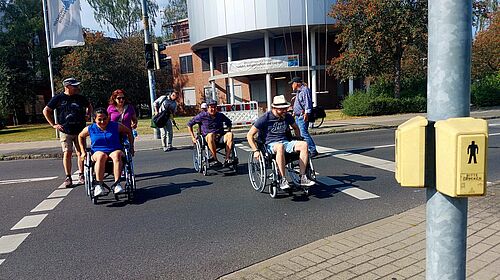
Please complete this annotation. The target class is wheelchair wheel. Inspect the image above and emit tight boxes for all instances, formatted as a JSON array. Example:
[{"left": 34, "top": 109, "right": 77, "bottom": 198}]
[
  {"left": 202, "top": 145, "right": 210, "bottom": 176},
  {"left": 124, "top": 153, "right": 136, "bottom": 202},
  {"left": 248, "top": 151, "right": 266, "bottom": 192},
  {"left": 269, "top": 159, "right": 280, "bottom": 198},
  {"left": 230, "top": 146, "right": 238, "bottom": 172},
  {"left": 193, "top": 141, "right": 202, "bottom": 172},
  {"left": 307, "top": 158, "right": 316, "bottom": 181}
]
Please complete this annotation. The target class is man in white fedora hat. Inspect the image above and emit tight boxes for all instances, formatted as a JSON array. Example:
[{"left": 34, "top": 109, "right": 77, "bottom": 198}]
[{"left": 247, "top": 95, "right": 314, "bottom": 190}]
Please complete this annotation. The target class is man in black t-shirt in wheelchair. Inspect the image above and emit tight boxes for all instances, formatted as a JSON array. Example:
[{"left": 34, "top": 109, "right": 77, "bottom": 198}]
[{"left": 247, "top": 95, "right": 315, "bottom": 190}]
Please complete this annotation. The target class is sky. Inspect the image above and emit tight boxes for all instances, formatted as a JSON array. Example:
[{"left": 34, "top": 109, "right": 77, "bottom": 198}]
[{"left": 80, "top": 0, "right": 167, "bottom": 38}]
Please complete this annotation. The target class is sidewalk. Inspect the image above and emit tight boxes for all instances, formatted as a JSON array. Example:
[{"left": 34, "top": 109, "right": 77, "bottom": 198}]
[
  {"left": 219, "top": 183, "right": 500, "bottom": 280},
  {"left": 1, "top": 108, "right": 500, "bottom": 160}
]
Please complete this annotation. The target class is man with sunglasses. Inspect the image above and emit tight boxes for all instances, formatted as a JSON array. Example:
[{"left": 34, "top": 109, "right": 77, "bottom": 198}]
[
  {"left": 43, "top": 77, "right": 92, "bottom": 187},
  {"left": 247, "top": 95, "right": 315, "bottom": 190}
]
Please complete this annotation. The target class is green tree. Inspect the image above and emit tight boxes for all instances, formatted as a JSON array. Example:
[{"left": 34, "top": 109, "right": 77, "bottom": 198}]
[
  {"left": 329, "top": 0, "right": 427, "bottom": 98},
  {"left": 472, "top": 10, "right": 500, "bottom": 80},
  {"left": 86, "top": 0, "right": 158, "bottom": 38},
  {"left": 0, "top": 0, "right": 46, "bottom": 123},
  {"left": 161, "top": 0, "right": 187, "bottom": 39}
]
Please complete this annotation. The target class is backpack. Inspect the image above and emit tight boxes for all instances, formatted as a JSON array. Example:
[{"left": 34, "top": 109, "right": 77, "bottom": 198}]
[{"left": 152, "top": 109, "right": 170, "bottom": 128}]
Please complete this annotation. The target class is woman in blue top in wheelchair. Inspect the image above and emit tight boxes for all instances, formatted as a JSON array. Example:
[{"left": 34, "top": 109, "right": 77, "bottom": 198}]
[
  {"left": 247, "top": 95, "right": 315, "bottom": 190},
  {"left": 187, "top": 100, "right": 234, "bottom": 167},
  {"left": 78, "top": 108, "right": 134, "bottom": 197}
]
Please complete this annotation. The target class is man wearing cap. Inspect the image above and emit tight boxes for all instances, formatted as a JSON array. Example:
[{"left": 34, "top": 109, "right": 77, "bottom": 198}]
[
  {"left": 43, "top": 77, "right": 92, "bottom": 187},
  {"left": 187, "top": 100, "right": 234, "bottom": 167},
  {"left": 247, "top": 95, "right": 315, "bottom": 190},
  {"left": 153, "top": 91, "right": 178, "bottom": 152},
  {"left": 290, "top": 76, "right": 318, "bottom": 157},
  {"left": 200, "top": 102, "right": 208, "bottom": 112}
]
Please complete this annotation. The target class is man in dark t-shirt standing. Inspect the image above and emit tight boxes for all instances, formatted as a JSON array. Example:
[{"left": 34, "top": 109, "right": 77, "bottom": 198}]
[
  {"left": 43, "top": 77, "right": 92, "bottom": 187},
  {"left": 247, "top": 95, "right": 314, "bottom": 190}
]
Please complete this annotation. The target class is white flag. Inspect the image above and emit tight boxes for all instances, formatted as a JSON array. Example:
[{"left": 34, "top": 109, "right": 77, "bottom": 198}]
[{"left": 47, "top": 0, "right": 85, "bottom": 48}]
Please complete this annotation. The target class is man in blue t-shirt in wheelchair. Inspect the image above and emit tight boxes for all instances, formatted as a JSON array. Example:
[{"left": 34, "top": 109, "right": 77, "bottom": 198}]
[{"left": 247, "top": 95, "right": 315, "bottom": 190}]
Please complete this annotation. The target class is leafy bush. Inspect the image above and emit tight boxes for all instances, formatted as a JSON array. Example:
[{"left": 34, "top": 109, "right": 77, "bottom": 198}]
[
  {"left": 471, "top": 74, "right": 500, "bottom": 107},
  {"left": 342, "top": 91, "right": 426, "bottom": 116}
]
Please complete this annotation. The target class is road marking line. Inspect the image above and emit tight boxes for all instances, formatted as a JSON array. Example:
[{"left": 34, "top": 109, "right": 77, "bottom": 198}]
[
  {"left": 490, "top": 132, "right": 500, "bottom": 136},
  {"left": 48, "top": 189, "right": 72, "bottom": 198},
  {"left": 489, "top": 123, "right": 500, "bottom": 126},
  {"left": 30, "top": 198, "right": 64, "bottom": 213},
  {"left": 235, "top": 143, "right": 253, "bottom": 152},
  {"left": 336, "top": 186, "right": 380, "bottom": 200},
  {"left": 317, "top": 145, "right": 396, "bottom": 172},
  {"left": 0, "top": 233, "right": 30, "bottom": 254},
  {"left": 0, "top": 176, "right": 58, "bottom": 185},
  {"left": 0, "top": 259, "right": 4, "bottom": 265},
  {"left": 10, "top": 214, "right": 48, "bottom": 230},
  {"left": 315, "top": 176, "right": 380, "bottom": 200}
]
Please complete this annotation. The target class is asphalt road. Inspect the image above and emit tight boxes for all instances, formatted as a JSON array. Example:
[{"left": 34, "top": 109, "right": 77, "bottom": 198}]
[{"left": 0, "top": 120, "right": 498, "bottom": 279}]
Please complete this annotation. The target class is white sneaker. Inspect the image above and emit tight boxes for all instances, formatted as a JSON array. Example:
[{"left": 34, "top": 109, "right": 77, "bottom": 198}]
[
  {"left": 114, "top": 183, "right": 125, "bottom": 194},
  {"left": 300, "top": 175, "right": 315, "bottom": 187},
  {"left": 94, "top": 184, "right": 105, "bottom": 197},
  {"left": 279, "top": 178, "right": 291, "bottom": 190}
]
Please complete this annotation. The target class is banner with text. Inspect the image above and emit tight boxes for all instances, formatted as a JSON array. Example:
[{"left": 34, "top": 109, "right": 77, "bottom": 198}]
[
  {"left": 48, "top": 0, "right": 85, "bottom": 48},
  {"left": 228, "top": 55, "right": 299, "bottom": 74}
]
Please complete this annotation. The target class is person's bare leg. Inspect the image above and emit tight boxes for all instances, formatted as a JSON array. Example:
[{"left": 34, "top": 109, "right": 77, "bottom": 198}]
[
  {"left": 224, "top": 132, "right": 234, "bottom": 160},
  {"left": 63, "top": 151, "right": 72, "bottom": 175},
  {"left": 294, "top": 141, "right": 309, "bottom": 175},
  {"left": 92, "top": 152, "right": 108, "bottom": 182},
  {"left": 274, "top": 143, "right": 286, "bottom": 177},
  {"left": 109, "top": 150, "right": 124, "bottom": 182},
  {"left": 206, "top": 133, "right": 217, "bottom": 160}
]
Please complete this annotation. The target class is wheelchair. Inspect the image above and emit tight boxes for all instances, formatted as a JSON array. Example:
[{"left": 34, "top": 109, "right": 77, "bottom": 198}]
[
  {"left": 192, "top": 132, "right": 238, "bottom": 175},
  {"left": 83, "top": 141, "right": 136, "bottom": 204},
  {"left": 247, "top": 139, "right": 316, "bottom": 198}
]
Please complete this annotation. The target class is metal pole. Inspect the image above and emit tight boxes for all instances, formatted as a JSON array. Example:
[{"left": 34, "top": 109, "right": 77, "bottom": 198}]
[
  {"left": 209, "top": 46, "right": 216, "bottom": 101},
  {"left": 227, "top": 39, "right": 234, "bottom": 104},
  {"left": 304, "top": 0, "right": 311, "bottom": 87},
  {"left": 41, "top": 0, "right": 59, "bottom": 138},
  {"left": 264, "top": 31, "right": 272, "bottom": 111},
  {"left": 140, "top": 0, "right": 159, "bottom": 139},
  {"left": 310, "top": 30, "right": 317, "bottom": 106},
  {"left": 426, "top": 1, "right": 471, "bottom": 279}
]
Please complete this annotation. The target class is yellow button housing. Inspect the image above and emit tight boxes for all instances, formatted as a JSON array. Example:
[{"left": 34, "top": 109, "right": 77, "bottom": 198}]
[
  {"left": 395, "top": 116, "right": 428, "bottom": 187},
  {"left": 435, "top": 118, "right": 488, "bottom": 197}
]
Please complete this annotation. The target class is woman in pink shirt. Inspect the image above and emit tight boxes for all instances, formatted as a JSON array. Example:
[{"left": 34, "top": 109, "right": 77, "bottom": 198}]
[{"left": 107, "top": 89, "right": 138, "bottom": 130}]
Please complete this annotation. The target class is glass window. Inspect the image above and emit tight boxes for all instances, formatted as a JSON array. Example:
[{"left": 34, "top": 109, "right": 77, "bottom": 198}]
[
  {"left": 182, "top": 88, "right": 196, "bottom": 106},
  {"left": 199, "top": 50, "right": 210, "bottom": 72},
  {"left": 180, "top": 55, "right": 193, "bottom": 74}
]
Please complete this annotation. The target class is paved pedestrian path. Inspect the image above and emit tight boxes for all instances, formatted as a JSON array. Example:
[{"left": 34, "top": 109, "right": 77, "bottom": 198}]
[
  {"left": 1, "top": 108, "right": 499, "bottom": 160},
  {"left": 220, "top": 184, "right": 500, "bottom": 280}
]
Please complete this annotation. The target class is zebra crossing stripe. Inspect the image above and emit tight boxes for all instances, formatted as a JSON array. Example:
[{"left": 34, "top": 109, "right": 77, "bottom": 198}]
[
  {"left": 0, "top": 233, "right": 30, "bottom": 254},
  {"left": 11, "top": 214, "right": 48, "bottom": 231}
]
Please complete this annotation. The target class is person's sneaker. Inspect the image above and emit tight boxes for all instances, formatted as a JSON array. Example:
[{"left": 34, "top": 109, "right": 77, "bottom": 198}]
[
  {"left": 223, "top": 159, "right": 233, "bottom": 168},
  {"left": 166, "top": 146, "right": 173, "bottom": 151},
  {"left": 300, "top": 175, "right": 315, "bottom": 187},
  {"left": 94, "top": 184, "right": 105, "bottom": 197},
  {"left": 78, "top": 173, "right": 85, "bottom": 184},
  {"left": 64, "top": 176, "right": 73, "bottom": 188},
  {"left": 309, "top": 150, "right": 319, "bottom": 158},
  {"left": 163, "top": 147, "right": 168, "bottom": 152},
  {"left": 113, "top": 183, "right": 125, "bottom": 194},
  {"left": 279, "top": 177, "right": 291, "bottom": 190}
]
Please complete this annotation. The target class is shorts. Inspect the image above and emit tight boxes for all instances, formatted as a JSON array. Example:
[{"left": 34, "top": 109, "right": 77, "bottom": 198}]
[
  {"left": 266, "top": 140, "right": 299, "bottom": 154},
  {"left": 60, "top": 133, "right": 80, "bottom": 153},
  {"left": 205, "top": 132, "right": 228, "bottom": 144}
]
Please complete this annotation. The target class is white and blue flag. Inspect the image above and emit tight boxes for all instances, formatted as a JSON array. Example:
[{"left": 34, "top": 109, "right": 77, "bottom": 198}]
[{"left": 48, "top": 0, "right": 85, "bottom": 48}]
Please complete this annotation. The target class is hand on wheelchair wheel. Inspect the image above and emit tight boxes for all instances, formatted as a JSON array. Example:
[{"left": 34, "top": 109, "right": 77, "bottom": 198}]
[
  {"left": 191, "top": 136, "right": 197, "bottom": 144},
  {"left": 253, "top": 150, "right": 261, "bottom": 160},
  {"left": 80, "top": 153, "right": 86, "bottom": 161}
]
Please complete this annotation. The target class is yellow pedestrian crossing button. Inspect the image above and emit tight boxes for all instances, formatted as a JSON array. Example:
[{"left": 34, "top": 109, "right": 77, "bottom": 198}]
[{"left": 435, "top": 118, "right": 488, "bottom": 197}]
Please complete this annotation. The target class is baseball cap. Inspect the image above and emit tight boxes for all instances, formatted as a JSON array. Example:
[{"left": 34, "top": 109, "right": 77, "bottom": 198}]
[
  {"left": 207, "top": 100, "right": 217, "bottom": 106},
  {"left": 62, "top": 77, "right": 81, "bottom": 87},
  {"left": 200, "top": 102, "right": 207, "bottom": 109},
  {"left": 288, "top": 76, "right": 302, "bottom": 84}
]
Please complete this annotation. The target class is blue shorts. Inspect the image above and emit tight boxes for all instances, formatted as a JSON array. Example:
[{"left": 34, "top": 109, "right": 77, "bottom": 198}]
[{"left": 266, "top": 140, "right": 299, "bottom": 154}]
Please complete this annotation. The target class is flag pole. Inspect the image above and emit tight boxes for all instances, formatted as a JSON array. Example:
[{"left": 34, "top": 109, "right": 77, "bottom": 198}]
[{"left": 41, "top": 0, "right": 59, "bottom": 138}]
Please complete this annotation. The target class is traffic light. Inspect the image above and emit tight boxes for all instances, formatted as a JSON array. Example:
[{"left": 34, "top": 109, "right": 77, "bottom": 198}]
[
  {"left": 144, "top": 43, "right": 154, "bottom": 70},
  {"left": 153, "top": 42, "right": 169, "bottom": 70}
]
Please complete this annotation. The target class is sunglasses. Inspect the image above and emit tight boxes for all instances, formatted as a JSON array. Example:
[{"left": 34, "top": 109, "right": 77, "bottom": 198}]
[{"left": 116, "top": 97, "right": 125, "bottom": 100}]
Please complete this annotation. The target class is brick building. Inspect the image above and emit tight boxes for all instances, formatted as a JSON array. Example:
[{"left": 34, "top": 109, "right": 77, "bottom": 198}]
[{"left": 162, "top": 0, "right": 354, "bottom": 113}]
